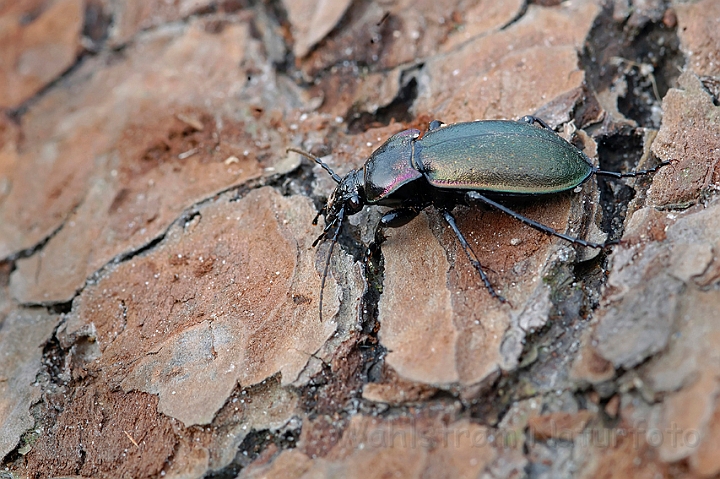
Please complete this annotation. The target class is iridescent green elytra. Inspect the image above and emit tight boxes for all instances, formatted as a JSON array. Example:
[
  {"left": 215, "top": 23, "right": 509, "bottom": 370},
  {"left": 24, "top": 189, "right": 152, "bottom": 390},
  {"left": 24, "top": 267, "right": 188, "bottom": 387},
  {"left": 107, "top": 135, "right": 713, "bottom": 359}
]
[{"left": 416, "top": 120, "right": 594, "bottom": 194}]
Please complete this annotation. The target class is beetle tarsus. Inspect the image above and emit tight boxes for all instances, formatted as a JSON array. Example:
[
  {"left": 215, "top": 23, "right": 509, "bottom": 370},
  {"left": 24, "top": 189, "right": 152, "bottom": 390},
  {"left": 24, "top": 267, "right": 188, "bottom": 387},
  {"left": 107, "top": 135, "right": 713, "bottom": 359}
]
[
  {"left": 465, "top": 191, "right": 604, "bottom": 249},
  {"left": 519, "top": 115, "right": 552, "bottom": 130},
  {"left": 595, "top": 160, "right": 670, "bottom": 178},
  {"left": 312, "top": 232, "right": 324, "bottom": 248},
  {"left": 318, "top": 207, "right": 345, "bottom": 322},
  {"left": 312, "top": 207, "right": 325, "bottom": 226},
  {"left": 313, "top": 214, "right": 342, "bottom": 247},
  {"left": 440, "top": 209, "right": 507, "bottom": 303},
  {"left": 365, "top": 232, "right": 384, "bottom": 277},
  {"left": 428, "top": 120, "right": 445, "bottom": 131}
]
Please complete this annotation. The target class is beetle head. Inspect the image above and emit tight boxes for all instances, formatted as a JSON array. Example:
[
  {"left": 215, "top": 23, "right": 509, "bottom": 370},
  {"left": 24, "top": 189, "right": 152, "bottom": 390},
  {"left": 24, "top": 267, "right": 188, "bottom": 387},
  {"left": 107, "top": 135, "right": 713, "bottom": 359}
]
[
  {"left": 312, "top": 169, "right": 366, "bottom": 321},
  {"left": 324, "top": 169, "right": 365, "bottom": 226},
  {"left": 286, "top": 147, "right": 368, "bottom": 321},
  {"left": 286, "top": 148, "right": 366, "bottom": 241}
]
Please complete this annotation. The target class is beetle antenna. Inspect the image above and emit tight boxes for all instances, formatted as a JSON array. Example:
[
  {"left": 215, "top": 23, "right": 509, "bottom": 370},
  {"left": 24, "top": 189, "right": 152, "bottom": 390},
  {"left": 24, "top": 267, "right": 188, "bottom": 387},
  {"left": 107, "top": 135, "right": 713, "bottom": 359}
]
[
  {"left": 318, "top": 207, "right": 345, "bottom": 322},
  {"left": 287, "top": 147, "right": 342, "bottom": 184}
]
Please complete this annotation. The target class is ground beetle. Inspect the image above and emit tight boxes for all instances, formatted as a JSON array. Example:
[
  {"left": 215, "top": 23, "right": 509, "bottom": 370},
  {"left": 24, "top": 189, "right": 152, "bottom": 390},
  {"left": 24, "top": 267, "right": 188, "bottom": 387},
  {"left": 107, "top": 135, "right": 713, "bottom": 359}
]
[{"left": 289, "top": 116, "right": 667, "bottom": 320}]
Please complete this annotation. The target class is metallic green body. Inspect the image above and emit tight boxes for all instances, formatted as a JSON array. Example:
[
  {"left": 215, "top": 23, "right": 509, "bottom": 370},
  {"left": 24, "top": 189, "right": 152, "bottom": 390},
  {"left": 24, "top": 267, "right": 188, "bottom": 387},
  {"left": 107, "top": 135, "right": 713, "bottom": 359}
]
[{"left": 415, "top": 121, "right": 594, "bottom": 194}]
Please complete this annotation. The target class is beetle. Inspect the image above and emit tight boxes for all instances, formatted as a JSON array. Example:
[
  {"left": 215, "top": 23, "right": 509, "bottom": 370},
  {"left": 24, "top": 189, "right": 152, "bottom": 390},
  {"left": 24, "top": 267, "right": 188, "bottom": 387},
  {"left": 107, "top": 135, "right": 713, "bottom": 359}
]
[{"left": 289, "top": 116, "right": 667, "bottom": 320}]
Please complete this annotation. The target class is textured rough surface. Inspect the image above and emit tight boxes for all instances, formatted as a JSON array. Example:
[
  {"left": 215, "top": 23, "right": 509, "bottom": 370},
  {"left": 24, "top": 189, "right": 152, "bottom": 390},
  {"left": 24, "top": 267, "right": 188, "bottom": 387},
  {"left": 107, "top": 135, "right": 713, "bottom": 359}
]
[
  {"left": 0, "top": 0, "right": 83, "bottom": 108},
  {"left": 64, "top": 187, "right": 347, "bottom": 427},
  {"left": 379, "top": 195, "right": 581, "bottom": 387},
  {"left": 2, "top": 0, "right": 718, "bottom": 478},
  {"left": 415, "top": 0, "right": 600, "bottom": 121},
  {"left": 105, "top": 0, "right": 217, "bottom": 47},
  {"left": 3, "top": 19, "right": 304, "bottom": 303},
  {"left": 111, "top": 188, "right": 341, "bottom": 426},
  {"left": 648, "top": 72, "right": 720, "bottom": 207},
  {"left": 282, "top": 0, "right": 352, "bottom": 58},
  {"left": 0, "top": 309, "right": 58, "bottom": 459},
  {"left": 675, "top": 0, "right": 720, "bottom": 77},
  {"left": 240, "top": 413, "right": 499, "bottom": 479}
]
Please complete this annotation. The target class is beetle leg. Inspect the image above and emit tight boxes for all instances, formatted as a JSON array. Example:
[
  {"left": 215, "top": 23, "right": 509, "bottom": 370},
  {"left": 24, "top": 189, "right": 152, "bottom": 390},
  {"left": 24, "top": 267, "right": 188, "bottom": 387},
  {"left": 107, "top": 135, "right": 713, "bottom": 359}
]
[
  {"left": 312, "top": 205, "right": 326, "bottom": 226},
  {"left": 318, "top": 207, "right": 345, "bottom": 322},
  {"left": 312, "top": 215, "right": 339, "bottom": 247},
  {"left": 594, "top": 160, "right": 670, "bottom": 178},
  {"left": 366, "top": 207, "right": 424, "bottom": 272},
  {"left": 439, "top": 209, "right": 506, "bottom": 303},
  {"left": 367, "top": 207, "right": 423, "bottom": 259},
  {"left": 465, "top": 191, "right": 605, "bottom": 249},
  {"left": 428, "top": 120, "right": 445, "bottom": 131},
  {"left": 519, "top": 115, "right": 552, "bottom": 130},
  {"left": 376, "top": 207, "right": 424, "bottom": 242},
  {"left": 379, "top": 207, "right": 423, "bottom": 228}
]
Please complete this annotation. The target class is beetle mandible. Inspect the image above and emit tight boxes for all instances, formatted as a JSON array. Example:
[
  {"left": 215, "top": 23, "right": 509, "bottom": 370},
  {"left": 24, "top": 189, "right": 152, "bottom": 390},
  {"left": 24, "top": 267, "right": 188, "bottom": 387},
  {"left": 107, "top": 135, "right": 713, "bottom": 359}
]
[{"left": 289, "top": 116, "right": 667, "bottom": 320}]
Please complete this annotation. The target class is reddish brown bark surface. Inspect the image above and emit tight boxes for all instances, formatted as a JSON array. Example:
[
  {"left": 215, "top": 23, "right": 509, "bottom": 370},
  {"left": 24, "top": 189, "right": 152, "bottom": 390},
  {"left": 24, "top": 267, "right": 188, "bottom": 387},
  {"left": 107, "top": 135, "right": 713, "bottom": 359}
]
[{"left": 1, "top": 1, "right": 719, "bottom": 478}]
